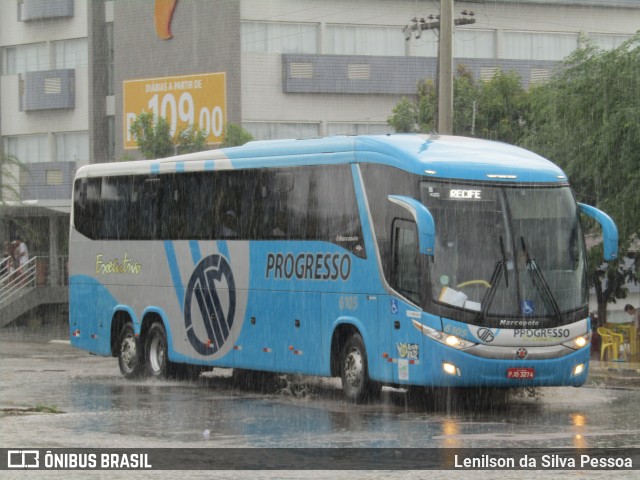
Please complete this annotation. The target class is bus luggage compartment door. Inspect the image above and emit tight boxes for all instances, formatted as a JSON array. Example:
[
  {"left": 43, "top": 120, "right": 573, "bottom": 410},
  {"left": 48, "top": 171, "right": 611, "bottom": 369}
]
[
  {"left": 234, "top": 291, "right": 276, "bottom": 372},
  {"left": 274, "top": 291, "right": 323, "bottom": 375}
]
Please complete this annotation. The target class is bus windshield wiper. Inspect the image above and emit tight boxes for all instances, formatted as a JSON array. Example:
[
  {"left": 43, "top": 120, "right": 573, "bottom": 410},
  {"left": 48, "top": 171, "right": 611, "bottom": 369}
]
[
  {"left": 520, "top": 236, "right": 562, "bottom": 321},
  {"left": 499, "top": 236, "right": 509, "bottom": 288},
  {"left": 480, "top": 236, "right": 509, "bottom": 319}
]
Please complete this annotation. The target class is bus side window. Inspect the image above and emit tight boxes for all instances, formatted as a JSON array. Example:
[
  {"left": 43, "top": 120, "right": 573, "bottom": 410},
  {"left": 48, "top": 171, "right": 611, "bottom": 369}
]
[
  {"left": 308, "top": 165, "right": 365, "bottom": 257},
  {"left": 211, "top": 171, "right": 244, "bottom": 239},
  {"left": 122, "top": 176, "right": 159, "bottom": 240},
  {"left": 102, "top": 176, "right": 133, "bottom": 240},
  {"left": 73, "top": 178, "right": 102, "bottom": 239},
  {"left": 255, "top": 169, "right": 307, "bottom": 240},
  {"left": 390, "top": 219, "right": 420, "bottom": 305}
]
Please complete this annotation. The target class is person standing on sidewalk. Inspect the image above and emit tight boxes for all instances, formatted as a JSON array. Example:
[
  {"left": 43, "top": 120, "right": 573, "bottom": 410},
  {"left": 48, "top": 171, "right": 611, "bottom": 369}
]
[
  {"left": 624, "top": 304, "right": 640, "bottom": 332},
  {"left": 13, "top": 237, "right": 29, "bottom": 285},
  {"left": 14, "top": 237, "right": 29, "bottom": 269}
]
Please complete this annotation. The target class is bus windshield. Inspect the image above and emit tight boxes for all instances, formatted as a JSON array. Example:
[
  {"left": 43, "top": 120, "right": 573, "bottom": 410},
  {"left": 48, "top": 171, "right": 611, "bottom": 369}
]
[{"left": 420, "top": 183, "right": 587, "bottom": 320}]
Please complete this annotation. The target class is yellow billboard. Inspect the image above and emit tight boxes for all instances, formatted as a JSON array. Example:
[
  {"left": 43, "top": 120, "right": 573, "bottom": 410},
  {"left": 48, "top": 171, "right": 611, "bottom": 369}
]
[{"left": 123, "top": 72, "right": 226, "bottom": 149}]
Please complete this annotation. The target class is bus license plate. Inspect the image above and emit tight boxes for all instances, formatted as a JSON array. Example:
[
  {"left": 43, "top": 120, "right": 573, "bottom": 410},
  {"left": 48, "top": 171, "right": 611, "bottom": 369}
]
[{"left": 506, "top": 367, "right": 534, "bottom": 379}]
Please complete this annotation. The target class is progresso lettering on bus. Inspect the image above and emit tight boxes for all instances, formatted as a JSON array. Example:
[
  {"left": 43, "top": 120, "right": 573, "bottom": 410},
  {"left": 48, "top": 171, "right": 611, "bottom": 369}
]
[{"left": 265, "top": 252, "right": 351, "bottom": 280}]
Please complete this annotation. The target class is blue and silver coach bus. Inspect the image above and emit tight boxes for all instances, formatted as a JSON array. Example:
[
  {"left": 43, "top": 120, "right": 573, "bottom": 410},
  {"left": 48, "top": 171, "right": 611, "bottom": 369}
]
[{"left": 69, "top": 134, "right": 618, "bottom": 401}]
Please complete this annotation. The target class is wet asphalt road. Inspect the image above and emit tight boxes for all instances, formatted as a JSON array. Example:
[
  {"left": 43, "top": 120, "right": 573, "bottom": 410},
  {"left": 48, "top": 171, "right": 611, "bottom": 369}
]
[{"left": 1, "top": 322, "right": 639, "bottom": 479}]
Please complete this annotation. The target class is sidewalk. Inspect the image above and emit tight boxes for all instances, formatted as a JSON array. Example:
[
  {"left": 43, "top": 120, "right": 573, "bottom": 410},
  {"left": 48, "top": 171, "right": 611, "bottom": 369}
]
[{"left": 587, "top": 357, "right": 640, "bottom": 388}]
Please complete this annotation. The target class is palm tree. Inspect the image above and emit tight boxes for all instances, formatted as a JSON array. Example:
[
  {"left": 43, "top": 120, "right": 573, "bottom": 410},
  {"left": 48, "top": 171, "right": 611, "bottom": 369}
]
[{"left": 0, "top": 152, "right": 23, "bottom": 205}]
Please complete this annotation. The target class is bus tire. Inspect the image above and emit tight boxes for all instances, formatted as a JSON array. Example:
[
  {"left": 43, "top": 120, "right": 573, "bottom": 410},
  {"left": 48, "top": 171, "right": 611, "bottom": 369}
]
[
  {"left": 340, "top": 332, "right": 380, "bottom": 403},
  {"left": 145, "top": 322, "right": 169, "bottom": 378},
  {"left": 117, "top": 323, "right": 142, "bottom": 379}
]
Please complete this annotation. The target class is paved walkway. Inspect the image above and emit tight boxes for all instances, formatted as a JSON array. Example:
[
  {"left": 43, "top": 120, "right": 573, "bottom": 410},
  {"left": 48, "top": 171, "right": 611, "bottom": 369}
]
[{"left": 588, "top": 357, "right": 640, "bottom": 387}]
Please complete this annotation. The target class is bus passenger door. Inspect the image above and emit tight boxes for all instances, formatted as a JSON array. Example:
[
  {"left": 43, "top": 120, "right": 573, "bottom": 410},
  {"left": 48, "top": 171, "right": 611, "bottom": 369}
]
[{"left": 386, "top": 219, "right": 423, "bottom": 384}]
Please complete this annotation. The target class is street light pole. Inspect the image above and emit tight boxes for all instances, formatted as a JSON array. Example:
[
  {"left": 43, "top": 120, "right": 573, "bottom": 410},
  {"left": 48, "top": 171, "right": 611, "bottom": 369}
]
[
  {"left": 403, "top": 3, "right": 475, "bottom": 134},
  {"left": 438, "top": 0, "right": 454, "bottom": 135}
]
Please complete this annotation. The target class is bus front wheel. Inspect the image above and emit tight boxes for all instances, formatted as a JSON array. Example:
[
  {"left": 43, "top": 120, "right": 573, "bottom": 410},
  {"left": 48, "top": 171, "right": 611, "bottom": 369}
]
[
  {"left": 340, "top": 332, "right": 380, "bottom": 403},
  {"left": 145, "top": 322, "right": 169, "bottom": 378},
  {"left": 118, "top": 323, "right": 142, "bottom": 379}
]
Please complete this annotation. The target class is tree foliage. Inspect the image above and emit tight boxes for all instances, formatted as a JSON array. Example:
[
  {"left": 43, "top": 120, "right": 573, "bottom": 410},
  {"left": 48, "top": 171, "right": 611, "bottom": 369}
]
[
  {"left": 126, "top": 114, "right": 254, "bottom": 156},
  {"left": 221, "top": 123, "right": 254, "bottom": 148},
  {"left": 174, "top": 124, "right": 208, "bottom": 155},
  {"left": 128, "top": 112, "right": 214, "bottom": 159},
  {"left": 522, "top": 34, "right": 640, "bottom": 250},
  {"left": 475, "top": 70, "right": 527, "bottom": 144},
  {"left": 522, "top": 34, "right": 640, "bottom": 319},
  {"left": 129, "top": 112, "right": 175, "bottom": 159},
  {"left": 387, "top": 96, "right": 419, "bottom": 133},
  {"left": 387, "top": 65, "right": 527, "bottom": 142}
]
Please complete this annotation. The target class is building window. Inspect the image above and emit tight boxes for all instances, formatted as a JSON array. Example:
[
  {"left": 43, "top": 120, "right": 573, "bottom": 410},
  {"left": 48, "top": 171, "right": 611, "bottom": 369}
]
[
  {"left": 4, "top": 135, "right": 49, "bottom": 164},
  {"left": 3, "top": 43, "right": 48, "bottom": 75},
  {"left": 243, "top": 122, "right": 320, "bottom": 141},
  {"left": 588, "top": 34, "right": 632, "bottom": 50},
  {"left": 53, "top": 38, "right": 88, "bottom": 69},
  {"left": 503, "top": 32, "right": 578, "bottom": 61},
  {"left": 410, "top": 30, "right": 439, "bottom": 57},
  {"left": 454, "top": 29, "right": 496, "bottom": 59},
  {"left": 241, "top": 21, "right": 318, "bottom": 54},
  {"left": 106, "top": 23, "right": 114, "bottom": 95},
  {"left": 55, "top": 131, "right": 89, "bottom": 163},
  {"left": 326, "top": 25, "right": 405, "bottom": 56}
]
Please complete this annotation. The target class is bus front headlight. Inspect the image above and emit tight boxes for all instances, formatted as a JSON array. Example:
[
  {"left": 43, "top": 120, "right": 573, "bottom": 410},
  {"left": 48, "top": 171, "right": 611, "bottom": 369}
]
[
  {"left": 562, "top": 332, "right": 592, "bottom": 350},
  {"left": 412, "top": 320, "right": 477, "bottom": 350}
]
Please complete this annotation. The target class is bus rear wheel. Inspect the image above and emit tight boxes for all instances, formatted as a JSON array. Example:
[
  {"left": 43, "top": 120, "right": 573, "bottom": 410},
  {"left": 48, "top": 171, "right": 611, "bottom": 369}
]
[
  {"left": 340, "top": 332, "right": 380, "bottom": 403},
  {"left": 145, "top": 322, "right": 169, "bottom": 378},
  {"left": 118, "top": 323, "right": 142, "bottom": 379}
]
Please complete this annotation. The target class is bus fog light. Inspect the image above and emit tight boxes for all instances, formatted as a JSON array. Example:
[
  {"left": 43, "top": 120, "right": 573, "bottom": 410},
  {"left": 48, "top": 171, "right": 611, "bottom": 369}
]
[
  {"left": 443, "top": 362, "right": 460, "bottom": 377},
  {"left": 573, "top": 363, "right": 585, "bottom": 376}
]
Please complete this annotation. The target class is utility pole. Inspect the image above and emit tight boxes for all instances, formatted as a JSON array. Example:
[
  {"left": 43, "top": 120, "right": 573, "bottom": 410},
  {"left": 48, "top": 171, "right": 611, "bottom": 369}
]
[
  {"left": 438, "top": 0, "right": 454, "bottom": 135},
  {"left": 403, "top": 3, "right": 475, "bottom": 135}
]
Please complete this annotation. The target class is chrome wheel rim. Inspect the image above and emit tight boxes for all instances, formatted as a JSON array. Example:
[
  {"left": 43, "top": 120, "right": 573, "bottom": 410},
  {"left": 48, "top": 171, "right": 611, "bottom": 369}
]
[
  {"left": 344, "top": 347, "right": 363, "bottom": 390},
  {"left": 120, "top": 335, "right": 137, "bottom": 372},
  {"left": 149, "top": 334, "right": 165, "bottom": 374}
]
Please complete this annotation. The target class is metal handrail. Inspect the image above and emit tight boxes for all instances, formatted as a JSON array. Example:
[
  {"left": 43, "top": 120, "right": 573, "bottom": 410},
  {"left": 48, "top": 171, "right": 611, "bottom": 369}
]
[
  {"left": 0, "top": 256, "right": 38, "bottom": 306},
  {"left": 0, "top": 257, "right": 10, "bottom": 278}
]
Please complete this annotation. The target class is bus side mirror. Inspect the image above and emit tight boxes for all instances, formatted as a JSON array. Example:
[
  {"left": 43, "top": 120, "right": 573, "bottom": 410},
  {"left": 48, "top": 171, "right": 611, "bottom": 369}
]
[
  {"left": 578, "top": 203, "right": 618, "bottom": 261},
  {"left": 388, "top": 195, "right": 435, "bottom": 256}
]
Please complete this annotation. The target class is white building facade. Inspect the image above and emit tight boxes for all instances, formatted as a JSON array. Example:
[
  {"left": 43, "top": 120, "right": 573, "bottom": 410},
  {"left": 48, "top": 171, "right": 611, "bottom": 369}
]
[{"left": 0, "top": 0, "right": 638, "bottom": 319}]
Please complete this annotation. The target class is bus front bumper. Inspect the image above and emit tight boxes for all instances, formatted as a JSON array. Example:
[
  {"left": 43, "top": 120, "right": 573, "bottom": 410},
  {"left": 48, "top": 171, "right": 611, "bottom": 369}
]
[{"left": 407, "top": 341, "right": 591, "bottom": 388}]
